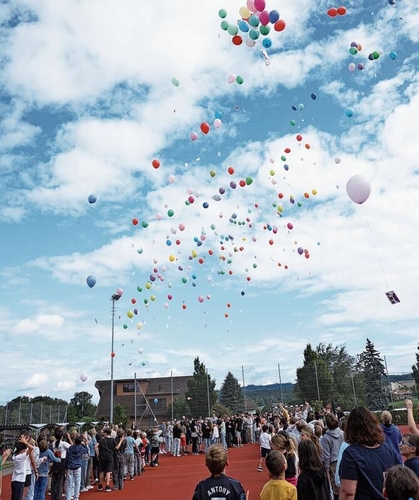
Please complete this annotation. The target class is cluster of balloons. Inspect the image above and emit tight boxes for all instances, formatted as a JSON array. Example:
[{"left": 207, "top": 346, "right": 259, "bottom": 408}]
[
  {"left": 327, "top": 6, "right": 347, "bottom": 17},
  {"left": 190, "top": 112, "right": 224, "bottom": 141},
  {"left": 219, "top": 0, "right": 286, "bottom": 49},
  {"left": 228, "top": 74, "right": 244, "bottom": 85}
]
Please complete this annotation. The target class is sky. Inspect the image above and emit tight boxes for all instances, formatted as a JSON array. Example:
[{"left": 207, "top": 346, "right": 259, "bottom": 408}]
[{"left": 1, "top": 0, "right": 419, "bottom": 405}]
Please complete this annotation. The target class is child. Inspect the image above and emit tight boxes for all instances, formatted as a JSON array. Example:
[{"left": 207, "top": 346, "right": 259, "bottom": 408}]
[
  {"left": 260, "top": 450, "right": 297, "bottom": 500},
  {"left": 384, "top": 464, "right": 419, "bottom": 500},
  {"left": 297, "top": 440, "right": 330, "bottom": 500},
  {"left": 192, "top": 443, "right": 248, "bottom": 500},
  {"left": 270, "top": 433, "right": 298, "bottom": 486},
  {"left": 400, "top": 434, "right": 419, "bottom": 478},
  {"left": 258, "top": 425, "right": 272, "bottom": 472}
]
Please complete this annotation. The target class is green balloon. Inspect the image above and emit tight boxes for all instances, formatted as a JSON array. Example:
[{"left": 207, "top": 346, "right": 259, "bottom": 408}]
[
  {"left": 249, "top": 28, "right": 259, "bottom": 40},
  {"left": 167, "top": 209, "right": 174, "bottom": 217},
  {"left": 246, "top": 177, "right": 253, "bottom": 185},
  {"left": 349, "top": 47, "right": 358, "bottom": 55},
  {"left": 281, "top": 155, "right": 286, "bottom": 161},
  {"left": 290, "top": 120, "right": 296, "bottom": 126},
  {"left": 372, "top": 51, "right": 380, "bottom": 59},
  {"left": 236, "top": 75, "right": 244, "bottom": 84},
  {"left": 227, "top": 24, "right": 238, "bottom": 36},
  {"left": 123, "top": 324, "right": 128, "bottom": 329},
  {"left": 182, "top": 277, "right": 188, "bottom": 284},
  {"left": 259, "top": 25, "right": 270, "bottom": 36},
  {"left": 171, "top": 77, "right": 179, "bottom": 87},
  {"left": 141, "top": 221, "right": 148, "bottom": 228},
  {"left": 137, "top": 286, "right": 143, "bottom": 292},
  {"left": 185, "top": 200, "right": 190, "bottom": 206},
  {"left": 220, "top": 20, "right": 229, "bottom": 31},
  {"left": 297, "top": 202, "right": 302, "bottom": 207},
  {"left": 210, "top": 224, "right": 216, "bottom": 230},
  {"left": 218, "top": 9, "right": 227, "bottom": 19}
]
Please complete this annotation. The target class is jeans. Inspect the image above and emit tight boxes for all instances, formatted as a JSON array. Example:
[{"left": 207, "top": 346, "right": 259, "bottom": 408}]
[
  {"left": 34, "top": 476, "right": 48, "bottom": 500},
  {"left": 220, "top": 432, "right": 227, "bottom": 449},
  {"left": 80, "top": 460, "right": 88, "bottom": 489},
  {"left": 113, "top": 460, "right": 125, "bottom": 490},
  {"left": 66, "top": 468, "right": 81, "bottom": 500},
  {"left": 125, "top": 453, "right": 134, "bottom": 478},
  {"left": 51, "top": 472, "right": 66, "bottom": 500},
  {"left": 173, "top": 438, "right": 181, "bottom": 456},
  {"left": 204, "top": 438, "right": 211, "bottom": 452}
]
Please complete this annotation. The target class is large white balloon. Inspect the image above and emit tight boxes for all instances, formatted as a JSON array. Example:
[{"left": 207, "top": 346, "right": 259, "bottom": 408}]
[
  {"left": 138, "top": 348, "right": 144, "bottom": 354},
  {"left": 80, "top": 373, "right": 88, "bottom": 382},
  {"left": 346, "top": 175, "right": 371, "bottom": 204}
]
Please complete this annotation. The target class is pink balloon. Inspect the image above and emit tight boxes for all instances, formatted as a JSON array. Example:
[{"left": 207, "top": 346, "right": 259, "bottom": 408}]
[
  {"left": 348, "top": 63, "right": 356, "bottom": 73},
  {"left": 259, "top": 10, "right": 269, "bottom": 25},
  {"left": 228, "top": 73, "right": 236, "bottom": 84},
  {"left": 179, "top": 223, "right": 185, "bottom": 231},
  {"left": 156, "top": 213, "right": 162, "bottom": 220},
  {"left": 246, "top": 0, "right": 256, "bottom": 12},
  {"left": 198, "top": 295, "right": 204, "bottom": 303},
  {"left": 214, "top": 118, "right": 222, "bottom": 128},
  {"left": 245, "top": 39, "right": 256, "bottom": 47},
  {"left": 190, "top": 131, "right": 198, "bottom": 141},
  {"left": 116, "top": 288, "right": 123, "bottom": 296},
  {"left": 346, "top": 175, "right": 371, "bottom": 204},
  {"left": 168, "top": 174, "right": 175, "bottom": 183},
  {"left": 254, "top": 0, "right": 266, "bottom": 12}
]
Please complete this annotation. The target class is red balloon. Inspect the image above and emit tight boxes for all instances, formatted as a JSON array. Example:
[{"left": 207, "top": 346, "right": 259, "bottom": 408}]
[
  {"left": 296, "top": 134, "right": 303, "bottom": 141},
  {"left": 232, "top": 35, "right": 243, "bottom": 46},
  {"left": 327, "top": 8, "right": 338, "bottom": 17},
  {"left": 111, "top": 352, "right": 116, "bottom": 358},
  {"left": 200, "top": 122, "right": 210, "bottom": 134},
  {"left": 337, "top": 6, "right": 347, "bottom": 15},
  {"left": 228, "top": 166, "right": 235, "bottom": 175},
  {"left": 239, "top": 179, "right": 246, "bottom": 187},
  {"left": 152, "top": 159, "right": 160, "bottom": 169},
  {"left": 132, "top": 218, "right": 139, "bottom": 226},
  {"left": 274, "top": 19, "right": 286, "bottom": 32},
  {"left": 287, "top": 222, "right": 293, "bottom": 230},
  {"left": 284, "top": 147, "right": 291, "bottom": 153}
]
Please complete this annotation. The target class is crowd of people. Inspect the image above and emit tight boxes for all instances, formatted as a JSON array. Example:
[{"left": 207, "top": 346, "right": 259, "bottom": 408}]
[{"left": 2, "top": 399, "right": 419, "bottom": 500}]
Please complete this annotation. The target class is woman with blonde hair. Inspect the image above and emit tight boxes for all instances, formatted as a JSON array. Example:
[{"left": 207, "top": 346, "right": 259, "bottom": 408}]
[{"left": 271, "top": 431, "right": 298, "bottom": 486}]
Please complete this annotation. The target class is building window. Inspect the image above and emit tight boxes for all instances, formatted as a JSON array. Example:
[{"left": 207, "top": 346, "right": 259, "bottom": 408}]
[{"left": 122, "top": 383, "right": 135, "bottom": 393}]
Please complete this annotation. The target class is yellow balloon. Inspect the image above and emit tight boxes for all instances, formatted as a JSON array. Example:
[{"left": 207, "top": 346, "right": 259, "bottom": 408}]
[
  {"left": 150, "top": 295, "right": 156, "bottom": 301},
  {"left": 127, "top": 311, "right": 134, "bottom": 318},
  {"left": 239, "top": 6, "right": 250, "bottom": 18},
  {"left": 169, "top": 254, "right": 175, "bottom": 262},
  {"left": 312, "top": 189, "right": 318, "bottom": 195},
  {"left": 191, "top": 249, "right": 198, "bottom": 258},
  {"left": 277, "top": 205, "right": 283, "bottom": 213},
  {"left": 145, "top": 282, "right": 152, "bottom": 289}
]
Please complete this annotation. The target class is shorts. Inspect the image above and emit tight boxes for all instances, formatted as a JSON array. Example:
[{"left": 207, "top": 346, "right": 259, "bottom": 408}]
[
  {"left": 99, "top": 459, "right": 114, "bottom": 473},
  {"left": 261, "top": 447, "right": 270, "bottom": 458},
  {"left": 235, "top": 431, "right": 241, "bottom": 438}
]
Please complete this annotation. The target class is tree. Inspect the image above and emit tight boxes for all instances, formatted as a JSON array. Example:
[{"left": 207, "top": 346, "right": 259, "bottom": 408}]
[
  {"left": 412, "top": 344, "right": 419, "bottom": 396},
  {"left": 185, "top": 357, "right": 217, "bottom": 418},
  {"left": 218, "top": 372, "right": 245, "bottom": 413},
  {"left": 113, "top": 404, "right": 129, "bottom": 428},
  {"left": 295, "top": 344, "right": 333, "bottom": 405},
  {"left": 68, "top": 392, "right": 96, "bottom": 421},
  {"left": 360, "top": 338, "right": 388, "bottom": 410},
  {"left": 167, "top": 398, "right": 191, "bottom": 421}
]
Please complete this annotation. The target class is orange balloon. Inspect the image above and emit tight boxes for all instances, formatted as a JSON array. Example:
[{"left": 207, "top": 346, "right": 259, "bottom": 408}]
[
  {"left": 274, "top": 19, "right": 286, "bottom": 31},
  {"left": 305, "top": 143, "right": 311, "bottom": 149}
]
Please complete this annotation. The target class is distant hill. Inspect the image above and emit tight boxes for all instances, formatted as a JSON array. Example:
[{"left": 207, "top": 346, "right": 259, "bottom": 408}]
[{"left": 245, "top": 383, "right": 294, "bottom": 392}]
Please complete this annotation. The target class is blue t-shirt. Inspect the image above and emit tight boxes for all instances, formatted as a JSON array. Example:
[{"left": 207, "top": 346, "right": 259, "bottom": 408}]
[
  {"left": 405, "top": 457, "right": 419, "bottom": 478},
  {"left": 125, "top": 436, "right": 135, "bottom": 455},
  {"left": 340, "top": 442, "right": 402, "bottom": 500}
]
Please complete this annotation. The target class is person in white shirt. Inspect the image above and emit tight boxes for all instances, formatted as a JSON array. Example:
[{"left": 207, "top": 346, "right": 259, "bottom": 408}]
[{"left": 258, "top": 425, "right": 272, "bottom": 472}]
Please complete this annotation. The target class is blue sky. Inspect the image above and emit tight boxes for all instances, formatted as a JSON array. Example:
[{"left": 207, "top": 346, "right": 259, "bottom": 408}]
[{"left": 1, "top": 0, "right": 419, "bottom": 405}]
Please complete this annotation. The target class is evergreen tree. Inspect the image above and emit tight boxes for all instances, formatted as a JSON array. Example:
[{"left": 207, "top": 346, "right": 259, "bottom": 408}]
[
  {"left": 295, "top": 344, "right": 333, "bottom": 404},
  {"left": 360, "top": 338, "right": 388, "bottom": 410},
  {"left": 218, "top": 372, "right": 245, "bottom": 413},
  {"left": 186, "top": 357, "right": 217, "bottom": 418},
  {"left": 411, "top": 344, "right": 419, "bottom": 396}
]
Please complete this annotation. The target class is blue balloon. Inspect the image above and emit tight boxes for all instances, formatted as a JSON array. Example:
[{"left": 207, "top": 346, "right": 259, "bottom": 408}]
[
  {"left": 214, "top": 110, "right": 223, "bottom": 120},
  {"left": 153, "top": 398, "right": 158, "bottom": 404},
  {"left": 291, "top": 105, "right": 297, "bottom": 111},
  {"left": 262, "top": 38, "right": 272, "bottom": 49},
  {"left": 268, "top": 10, "right": 280, "bottom": 23},
  {"left": 248, "top": 14, "right": 260, "bottom": 27},
  {"left": 238, "top": 20, "right": 249, "bottom": 32},
  {"left": 311, "top": 92, "right": 317, "bottom": 100},
  {"left": 86, "top": 275, "right": 96, "bottom": 288},
  {"left": 345, "top": 107, "right": 354, "bottom": 117},
  {"left": 88, "top": 194, "right": 97, "bottom": 204},
  {"left": 389, "top": 51, "right": 397, "bottom": 60}
]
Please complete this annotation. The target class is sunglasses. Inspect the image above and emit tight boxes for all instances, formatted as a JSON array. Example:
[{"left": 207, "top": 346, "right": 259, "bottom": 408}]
[{"left": 401, "top": 441, "right": 413, "bottom": 446}]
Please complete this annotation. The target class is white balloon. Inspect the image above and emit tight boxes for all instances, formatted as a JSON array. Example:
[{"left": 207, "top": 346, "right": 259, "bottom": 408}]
[
  {"left": 138, "top": 348, "right": 144, "bottom": 354},
  {"left": 346, "top": 175, "right": 371, "bottom": 204},
  {"left": 80, "top": 373, "right": 88, "bottom": 382}
]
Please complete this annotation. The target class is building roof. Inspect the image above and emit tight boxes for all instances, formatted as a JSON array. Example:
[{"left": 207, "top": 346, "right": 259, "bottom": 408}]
[{"left": 95, "top": 376, "right": 191, "bottom": 419}]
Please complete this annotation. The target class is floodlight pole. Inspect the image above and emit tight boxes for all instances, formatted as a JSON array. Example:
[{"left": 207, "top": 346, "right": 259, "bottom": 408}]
[{"left": 110, "top": 293, "right": 121, "bottom": 424}]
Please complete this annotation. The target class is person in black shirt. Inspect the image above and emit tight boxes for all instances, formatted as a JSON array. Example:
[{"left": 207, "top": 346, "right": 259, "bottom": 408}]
[{"left": 192, "top": 444, "right": 248, "bottom": 500}]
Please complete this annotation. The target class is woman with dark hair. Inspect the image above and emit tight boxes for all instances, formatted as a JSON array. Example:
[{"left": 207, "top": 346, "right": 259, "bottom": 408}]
[
  {"left": 339, "top": 406, "right": 401, "bottom": 500},
  {"left": 50, "top": 429, "right": 71, "bottom": 500},
  {"left": 297, "top": 440, "right": 330, "bottom": 500}
]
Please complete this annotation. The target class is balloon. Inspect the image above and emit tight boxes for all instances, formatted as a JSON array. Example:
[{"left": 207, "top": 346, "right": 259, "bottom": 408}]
[
  {"left": 88, "top": 194, "right": 97, "bottom": 204},
  {"left": 236, "top": 75, "right": 244, "bottom": 84},
  {"left": 215, "top": 111, "right": 223, "bottom": 119},
  {"left": 245, "top": 38, "right": 256, "bottom": 47},
  {"left": 262, "top": 38, "right": 272, "bottom": 48},
  {"left": 127, "top": 311, "right": 134, "bottom": 318},
  {"left": 287, "top": 223, "right": 293, "bottom": 230},
  {"left": 389, "top": 51, "right": 397, "bottom": 60},
  {"left": 346, "top": 175, "right": 371, "bottom": 204},
  {"left": 269, "top": 10, "right": 280, "bottom": 23},
  {"left": 249, "top": 14, "right": 260, "bottom": 27},
  {"left": 220, "top": 20, "right": 229, "bottom": 31},
  {"left": 198, "top": 295, "right": 204, "bottom": 303},
  {"left": 171, "top": 77, "right": 179, "bottom": 87},
  {"left": 246, "top": 0, "right": 256, "bottom": 11},
  {"left": 190, "top": 131, "right": 198, "bottom": 141},
  {"left": 86, "top": 275, "right": 96, "bottom": 288},
  {"left": 116, "top": 288, "right": 123, "bottom": 296},
  {"left": 142, "top": 361, "right": 146, "bottom": 366},
  {"left": 136, "top": 322, "right": 143, "bottom": 330},
  {"left": 228, "top": 73, "right": 236, "bottom": 84},
  {"left": 232, "top": 35, "right": 243, "bottom": 46},
  {"left": 168, "top": 174, "right": 175, "bottom": 183},
  {"left": 337, "top": 6, "right": 347, "bottom": 15},
  {"left": 357, "top": 63, "right": 365, "bottom": 70},
  {"left": 239, "top": 6, "right": 250, "bottom": 18},
  {"left": 311, "top": 92, "right": 317, "bottom": 100},
  {"left": 138, "top": 348, "right": 144, "bottom": 354},
  {"left": 349, "top": 47, "right": 358, "bottom": 55},
  {"left": 372, "top": 51, "right": 380, "bottom": 59},
  {"left": 274, "top": 19, "right": 286, "bottom": 31},
  {"left": 153, "top": 398, "right": 158, "bottom": 404},
  {"left": 214, "top": 118, "right": 222, "bottom": 128},
  {"left": 335, "top": 157, "right": 341, "bottom": 164},
  {"left": 227, "top": 24, "right": 239, "bottom": 36},
  {"left": 259, "top": 11, "right": 270, "bottom": 26},
  {"left": 297, "top": 247, "right": 304, "bottom": 255},
  {"left": 238, "top": 20, "right": 249, "bottom": 32},
  {"left": 200, "top": 122, "right": 210, "bottom": 134},
  {"left": 344, "top": 107, "right": 354, "bottom": 117},
  {"left": 218, "top": 9, "right": 227, "bottom": 18},
  {"left": 249, "top": 28, "right": 259, "bottom": 40},
  {"left": 152, "top": 159, "right": 160, "bottom": 169},
  {"left": 254, "top": 0, "right": 266, "bottom": 11},
  {"left": 259, "top": 25, "right": 270, "bottom": 36},
  {"left": 327, "top": 8, "right": 338, "bottom": 17},
  {"left": 348, "top": 63, "right": 355, "bottom": 72}
]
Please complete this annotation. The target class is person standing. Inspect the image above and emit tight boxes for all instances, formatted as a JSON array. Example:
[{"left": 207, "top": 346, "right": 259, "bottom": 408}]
[
  {"left": 381, "top": 411, "right": 402, "bottom": 458},
  {"left": 11, "top": 435, "right": 37, "bottom": 500},
  {"left": 321, "top": 413, "right": 345, "bottom": 499},
  {"left": 258, "top": 425, "right": 271, "bottom": 472},
  {"left": 50, "top": 430, "right": 71, "bottom": 500},
  {"left": 65, "top": 437, "right": 84, "bottom": 500},
  {"left": 34, "top": 440, "right": 60, "bottom": 500},
  {"left": 124, "top": 430, "right": 135, "bottom": 480},
  {"left": 95, "top": 428, "right": 117, "bottom": 492}
]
